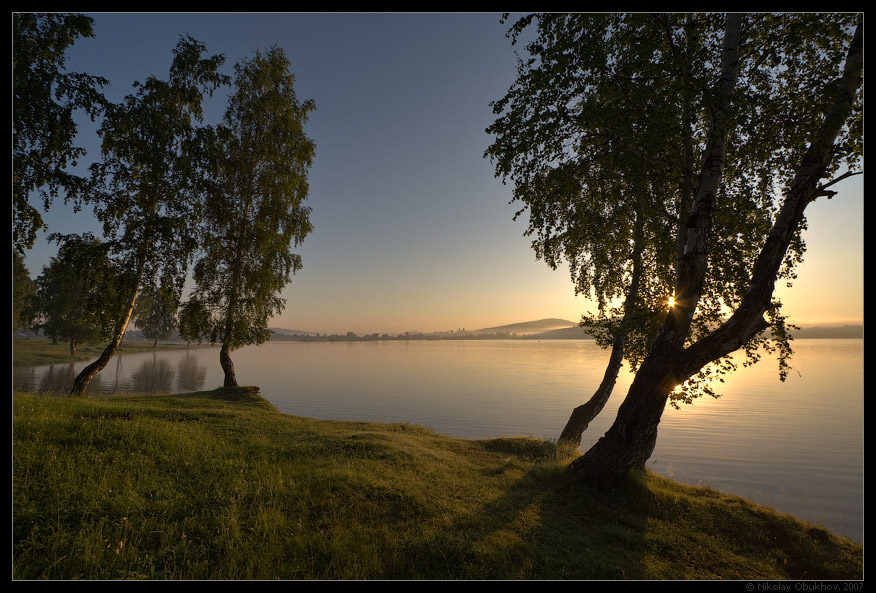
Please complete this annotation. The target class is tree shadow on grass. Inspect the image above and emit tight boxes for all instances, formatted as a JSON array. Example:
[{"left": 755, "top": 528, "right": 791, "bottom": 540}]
[
  {"left": 394, "top": 438, "right": 652, "bottom": 580},
  {"left": 389, "top": 437, "right": 863, "bottom": 580}
]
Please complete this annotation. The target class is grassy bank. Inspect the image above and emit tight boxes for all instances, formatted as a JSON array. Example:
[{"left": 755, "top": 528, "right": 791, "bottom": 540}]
[
  {"left": 12, "top": 337, "right": 209, "bottom": 367},
  {"left": 13, "top": 388, "right": 862, "bottom": 580}
]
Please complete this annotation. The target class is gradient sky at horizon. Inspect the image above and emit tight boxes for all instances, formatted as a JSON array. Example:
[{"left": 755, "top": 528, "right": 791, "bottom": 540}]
[{"left": 19, "top": 13, "right": 864, "bottom": 335}]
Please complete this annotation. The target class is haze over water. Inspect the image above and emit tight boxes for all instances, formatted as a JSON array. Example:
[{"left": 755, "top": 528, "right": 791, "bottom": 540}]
[{"left": 14, "top": 337, "right": 863, "bottom": 542}]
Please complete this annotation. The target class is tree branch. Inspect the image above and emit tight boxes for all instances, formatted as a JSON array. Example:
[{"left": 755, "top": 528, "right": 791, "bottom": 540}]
[{"left": 677, "top": 21, "right": 863, "bottom": 381}]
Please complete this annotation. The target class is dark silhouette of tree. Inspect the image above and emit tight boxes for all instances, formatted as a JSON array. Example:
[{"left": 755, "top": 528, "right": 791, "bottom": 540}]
[
  {"left": 31, "top": 235, "right": 129, "bottom": 355},
  {"left": 13, "top": 252, "right": 37, "bottom": 333},
  {"left": 177, "top": 298, "right": 210, "bottom": 348},
  {"left": 134, "top": 283, "right": 179, "bottom": 348},
  {"left": 487, "top": 13, "right": 862, "bottom": 481},
  {"left": 13, "top": 13, "right": 107, "bottom": 252}
]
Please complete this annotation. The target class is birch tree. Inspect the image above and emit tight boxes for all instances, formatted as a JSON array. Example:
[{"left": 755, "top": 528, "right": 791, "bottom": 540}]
[
  {"left": 487, "top": 13, "right": 863, "bottom": 481},
  {"left": 488, "top": 14, "right": 685, "bottom": 446},
  {"left": 191, "top": 47, "right": 315, "bottom": 388},
  {"left": 69, "top": 37, "right": 227, "bottom": 395}
]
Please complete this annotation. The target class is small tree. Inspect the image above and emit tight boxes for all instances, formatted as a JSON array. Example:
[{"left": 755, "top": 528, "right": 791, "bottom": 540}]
[
  {"left": 13, "top": 13, "right": 107, "bottom": 252},
  {"left": 192, "top": 47, "right": 315, "bottom": 387},
  {"left": 134, "top": 283, "right": 179, "bottom": 348},
  {"left": 177, "top": 298, "right": 210, "bottom": 348},
  {"left": 31, "top": 235, "right": 129, "bottom": 355},
  {"left": 13, "top": 252, "right": 37, "bottom": 333}
]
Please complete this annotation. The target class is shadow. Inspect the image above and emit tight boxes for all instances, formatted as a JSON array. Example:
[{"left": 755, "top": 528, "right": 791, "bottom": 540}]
[
  {"left": 383, "top": 442, "right": 862, "bottom": 579},
  {"left": 391, "top": 443, "right": 650, "bottom": 580}
]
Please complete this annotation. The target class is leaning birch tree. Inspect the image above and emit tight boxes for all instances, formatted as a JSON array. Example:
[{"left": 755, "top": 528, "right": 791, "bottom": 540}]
[
  {"left": 487, "top": 13, "right": 863, "bottom": 482},
  {"left": 69, "top": 37, "right": 227, "bottom": 395}
]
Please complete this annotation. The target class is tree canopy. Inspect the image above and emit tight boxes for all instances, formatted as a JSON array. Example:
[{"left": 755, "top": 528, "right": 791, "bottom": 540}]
[
  {"left": 487, "top": 13, "right": 862, "bottom": 482},
  {"left": 488, "top": 13, "right": 862, "bottom": 399},
  {"left": 14, "top": 18, "right": 319, "bottom": 396},
  {"left": 13, "top": 13, "right": 107, "bottom": 252},
  {"left": 13, "top": 252, "right": 37, "bottom": 333},
  {"left": 133, "top": 283, "right": 179, "bottom": 348},
  {"left": 177, "top": 298, "right": 210, "bottom": 347}
]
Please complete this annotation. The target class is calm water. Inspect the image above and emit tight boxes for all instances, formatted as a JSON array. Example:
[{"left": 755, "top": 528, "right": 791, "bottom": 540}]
[{"left": 14, "top": 338, "right": 864, "bottom": 542}]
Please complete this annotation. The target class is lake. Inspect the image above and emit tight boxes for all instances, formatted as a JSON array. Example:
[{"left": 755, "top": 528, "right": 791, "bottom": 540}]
[{"left": 13, "top": 338, "right": 864, "bottom": 542}]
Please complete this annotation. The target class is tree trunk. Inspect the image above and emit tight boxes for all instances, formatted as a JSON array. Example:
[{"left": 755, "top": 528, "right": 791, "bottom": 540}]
[
  {"left": 558, "top": 336, "right": 626, "bottom": 447},
  {"left": 70, "top": 260, "right": 144, "bottom": 396},
  {"left": 558, "top": 217, "right": 646, "bottom": 448},
  {"left": 568, "top": 18, "right": 862, "bottom": 487},
  {"left": 69, "top": 337, "right": 77, "bottom": 356},
  {"left": 569, "top": 331, "right": 681, "bottom": 482},
  {"left": 568, "top": 14, "right": 743, "bottom": 484},
  {"left": 219, "top": 342, "right": 238, "bottom": 387},
  {"left": 215, "top": 191, "right": 251, "bottom": 390}
]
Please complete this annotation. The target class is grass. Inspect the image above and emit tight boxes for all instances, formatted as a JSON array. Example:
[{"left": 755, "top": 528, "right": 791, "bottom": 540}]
[
  {"left": 12, "top": 337, "right": 209, "bottom": 367},
  {"left": 13, "top": 387, "right": 863, "bottom": 580}
]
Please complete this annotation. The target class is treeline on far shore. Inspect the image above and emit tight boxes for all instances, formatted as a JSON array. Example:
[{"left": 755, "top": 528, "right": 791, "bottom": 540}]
[
  {"left": 268, "top": 331, "right": 561, "bottom": 343},
  {"left": 268, "top": 324, "right": 863, "bottom": 343}
]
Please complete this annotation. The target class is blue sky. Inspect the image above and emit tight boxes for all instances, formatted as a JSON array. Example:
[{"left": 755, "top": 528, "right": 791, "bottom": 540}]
[{"left": 20, "top": 13, "right": 864, "bottom": 334}]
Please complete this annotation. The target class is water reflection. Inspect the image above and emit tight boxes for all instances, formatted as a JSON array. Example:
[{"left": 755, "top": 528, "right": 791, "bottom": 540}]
[
  {"left": 13, "top": 347, "right": 211, "bottom": 395},
  {"left": 37, "top": 363, "right": 76, "bottom": 392},
  {"left": 176, "top": 352, "right": 208, "bottom": 392},
  {"left": 130, "top": 354, "right": 176, "bottom": 393}
]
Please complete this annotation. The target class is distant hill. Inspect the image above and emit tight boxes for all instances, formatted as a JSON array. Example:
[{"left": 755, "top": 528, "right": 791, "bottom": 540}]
[
  {"left": 524, "top": 325, "right": 593, "bottom": 340},
  {"left": 520, "top": 323, "right": 866, "bottom": 340},
  {"left": 472, "top": 318, "right": 577, "bottom": 335},
  {"left": 792, "top": 325, "right": 863, "bottom": 339},
  {"left": 266, "top": 321, "right": 862, "bottom": 341}
]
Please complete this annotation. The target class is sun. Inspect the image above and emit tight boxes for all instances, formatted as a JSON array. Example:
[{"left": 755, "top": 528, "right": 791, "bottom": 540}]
[{"left": 668, "top": 296, "right": 676, "bottom": 308}]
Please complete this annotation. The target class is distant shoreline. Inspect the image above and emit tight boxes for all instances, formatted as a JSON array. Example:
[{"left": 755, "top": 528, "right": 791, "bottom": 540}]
[
  {"left": 787, "top": 325, "right": 865, "bottom": 339},
  {"left": 268, "top": 324, "right": 864, "bottom": 343}
]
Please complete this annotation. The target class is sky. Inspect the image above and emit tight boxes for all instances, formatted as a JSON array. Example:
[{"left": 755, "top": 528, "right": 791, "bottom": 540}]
[{"left": 19, "top": 13, "right": 864, "bottom": 335}]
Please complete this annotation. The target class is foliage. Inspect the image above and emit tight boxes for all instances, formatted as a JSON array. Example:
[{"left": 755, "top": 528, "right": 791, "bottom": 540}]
[
  {"left": 13, "top": 252, "right": 37, "bottom": 333},
  {"left": 133, "top": 283, "right": 180, "bottom": 347},
  {"left": 88, "top": 36, "right": 228, "bottom": 292},
  {"left": 486, "top": 13, "right": 863, "bottom": 404},
  {"left": 488, "top": 13, "right": 863, "bottom": 483},
  {"left": 30, "top": 234, "right": 131, "bottom": 353},
  {"left": 177, "top": 298, "right": 211, "bottom": 346},
  {"left": 13, "top": 13, "right": 107, "bottom": 252},
  {"left": 191, "top": 47, "right": 315, "bottom": 379}
]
